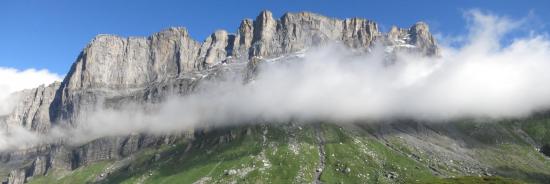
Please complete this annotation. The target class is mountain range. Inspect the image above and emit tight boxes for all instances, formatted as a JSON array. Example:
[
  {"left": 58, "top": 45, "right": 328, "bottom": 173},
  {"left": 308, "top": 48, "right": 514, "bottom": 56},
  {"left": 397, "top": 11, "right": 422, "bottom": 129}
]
[{"left": 1, "top": 10, "right": 549, "bottom": 184}]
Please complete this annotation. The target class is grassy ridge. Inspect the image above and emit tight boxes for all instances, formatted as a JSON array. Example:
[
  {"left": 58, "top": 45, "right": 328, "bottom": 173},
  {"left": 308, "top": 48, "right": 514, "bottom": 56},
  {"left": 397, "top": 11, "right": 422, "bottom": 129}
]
[
  {"left": 24, "top": 122, "right": 545, "bottom": 184},
  {"left": 29, "top": 161, "right": 111, "bottom": 184}
]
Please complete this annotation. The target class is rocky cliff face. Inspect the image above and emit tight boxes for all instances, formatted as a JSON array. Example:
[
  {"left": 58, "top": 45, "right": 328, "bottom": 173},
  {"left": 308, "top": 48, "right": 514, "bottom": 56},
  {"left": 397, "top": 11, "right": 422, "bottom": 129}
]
[
  {"left": 1, "top": 82, "right": 60, "bottom": 134},
  {"left": 0, "top": 10, "right": 438, "bottom": 184},
  {"left": 386, "top": 22, "right": 438, "bottom": 55},
  {"left": 250, "top": 11, "right": 380, "bottom": 58}
]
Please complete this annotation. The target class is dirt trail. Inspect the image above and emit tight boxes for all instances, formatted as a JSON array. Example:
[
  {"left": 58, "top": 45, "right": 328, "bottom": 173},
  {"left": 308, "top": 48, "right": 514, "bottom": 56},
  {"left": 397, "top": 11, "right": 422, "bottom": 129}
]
[{"left": 313, "top": 123, "right": 326, "bottom": 184}]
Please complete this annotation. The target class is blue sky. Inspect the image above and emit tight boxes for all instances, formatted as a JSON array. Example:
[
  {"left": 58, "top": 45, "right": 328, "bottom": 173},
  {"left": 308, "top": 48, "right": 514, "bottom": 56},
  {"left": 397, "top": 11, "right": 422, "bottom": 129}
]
[{"left": 1, "top": 0, "right": 548, "bottom": 75}]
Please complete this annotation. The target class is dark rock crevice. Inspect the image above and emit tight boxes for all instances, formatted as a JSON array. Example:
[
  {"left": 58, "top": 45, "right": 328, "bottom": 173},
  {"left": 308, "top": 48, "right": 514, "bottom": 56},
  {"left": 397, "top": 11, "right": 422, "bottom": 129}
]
[{"left": 541, "top": 144, "right": 550, "bottom": 157}]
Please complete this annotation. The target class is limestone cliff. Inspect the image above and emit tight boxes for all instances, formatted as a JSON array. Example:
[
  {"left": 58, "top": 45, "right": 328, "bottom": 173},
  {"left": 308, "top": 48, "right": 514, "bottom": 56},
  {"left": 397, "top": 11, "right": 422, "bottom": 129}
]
[{"left": 0, "top": 10, "right": 438, "bottom": 184}]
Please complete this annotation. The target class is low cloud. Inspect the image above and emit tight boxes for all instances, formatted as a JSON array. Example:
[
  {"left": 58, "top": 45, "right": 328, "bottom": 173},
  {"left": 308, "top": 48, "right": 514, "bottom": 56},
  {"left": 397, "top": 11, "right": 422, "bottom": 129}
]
[{"left": 2, "top": 10, "right": 550, "bottom": 150}]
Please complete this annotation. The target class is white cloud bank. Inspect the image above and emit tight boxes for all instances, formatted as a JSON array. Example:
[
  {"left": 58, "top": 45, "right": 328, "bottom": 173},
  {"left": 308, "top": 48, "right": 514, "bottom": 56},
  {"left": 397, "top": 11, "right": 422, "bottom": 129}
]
[{"left": 2, "top": 10, "right": 550, "bottom": 150}]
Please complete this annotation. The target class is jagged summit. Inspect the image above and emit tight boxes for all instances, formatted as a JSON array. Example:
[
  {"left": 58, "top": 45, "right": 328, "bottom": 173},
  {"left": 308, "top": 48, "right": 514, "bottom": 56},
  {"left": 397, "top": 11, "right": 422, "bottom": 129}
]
[
  {"left": 56, "top": 9, "right": 439, "bottom": 105},
  {"left": 65, "top": 10, "right": 437, "bottom": 89},
  {"left": 81, "top": 10, "right": 436, "bottom": 71}
]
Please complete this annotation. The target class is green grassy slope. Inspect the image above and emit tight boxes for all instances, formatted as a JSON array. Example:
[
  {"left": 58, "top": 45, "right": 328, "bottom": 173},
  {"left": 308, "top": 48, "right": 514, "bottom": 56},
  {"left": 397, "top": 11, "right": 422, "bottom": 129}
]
[
  {"left": 29, "top": 161, "right": 112, "bottom": 184},
  {"left": 24, "top": 120, "right": 547, "bottom": 184}
]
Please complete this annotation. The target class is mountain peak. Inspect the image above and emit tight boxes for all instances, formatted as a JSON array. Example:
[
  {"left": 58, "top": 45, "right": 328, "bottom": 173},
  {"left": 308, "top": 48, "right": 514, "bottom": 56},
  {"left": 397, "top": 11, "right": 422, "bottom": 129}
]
[
  {"left": 408, "top": 21, "right": 438, "bottom": 55},
  {"left": 0, "top": 10, "right": 442, "bottom": 184},
  {"left": 45, "top": 10, "right": 441, "bottom": 127}
]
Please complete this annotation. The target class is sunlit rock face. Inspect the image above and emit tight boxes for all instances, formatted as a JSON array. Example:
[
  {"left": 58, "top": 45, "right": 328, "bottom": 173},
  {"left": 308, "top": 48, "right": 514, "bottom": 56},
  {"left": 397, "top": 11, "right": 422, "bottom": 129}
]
[{"left": 1, "top": 82, "right": 60, "bottom": 134}]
